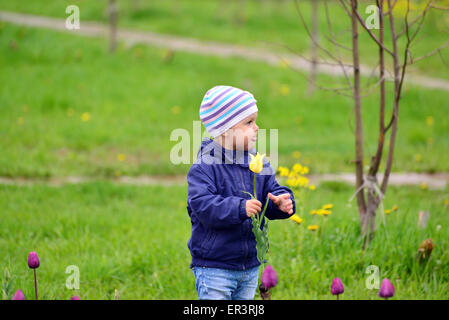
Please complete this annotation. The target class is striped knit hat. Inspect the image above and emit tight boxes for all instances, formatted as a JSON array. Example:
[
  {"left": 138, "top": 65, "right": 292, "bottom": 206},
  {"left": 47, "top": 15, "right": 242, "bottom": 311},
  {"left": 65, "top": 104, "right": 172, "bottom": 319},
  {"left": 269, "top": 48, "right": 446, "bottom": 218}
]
[{"left": 199, "top": 85, "right": 258, "bottom": 138}]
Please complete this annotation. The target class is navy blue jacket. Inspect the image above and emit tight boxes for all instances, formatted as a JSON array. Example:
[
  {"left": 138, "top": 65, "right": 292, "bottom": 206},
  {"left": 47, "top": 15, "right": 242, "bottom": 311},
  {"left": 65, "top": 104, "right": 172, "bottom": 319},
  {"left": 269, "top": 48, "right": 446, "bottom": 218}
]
[{"left": 187, "top": 137, "right": 296, "bottom": 270}]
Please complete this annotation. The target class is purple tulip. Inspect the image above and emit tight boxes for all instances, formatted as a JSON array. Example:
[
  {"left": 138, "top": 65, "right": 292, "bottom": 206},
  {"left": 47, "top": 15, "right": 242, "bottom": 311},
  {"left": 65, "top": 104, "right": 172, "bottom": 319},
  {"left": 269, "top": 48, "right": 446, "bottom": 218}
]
[
  {"left": 12, "top": 289, "right": 26, "bottom": 300},
  {"left": 27, "top": 251, "right": 40, "bottom": 300},
  {"left": 27, "top": 252, "right": 40, "bottom": 269},
  {"left": 261, "top": 265, "right": 278, "bottom": 290},
  {"left": 378, "top": 278, "right": 395, "bottom": 299},
  {"left": 331, "top": 278, "right": 344, "bottom": 299},
  {"left": 71, "top": 296, "right": 81, "bottom": 300}
]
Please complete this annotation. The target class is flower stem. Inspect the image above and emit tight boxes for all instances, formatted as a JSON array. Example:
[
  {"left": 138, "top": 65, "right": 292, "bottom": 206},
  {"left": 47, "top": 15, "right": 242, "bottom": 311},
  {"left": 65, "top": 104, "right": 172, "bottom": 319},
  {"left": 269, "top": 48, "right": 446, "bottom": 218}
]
[
  {"left": 253, "top": 173, "right": 258, "bottom": 222},
  {"left": 34, "top": 269, "right": 38, "bottom": 300}
]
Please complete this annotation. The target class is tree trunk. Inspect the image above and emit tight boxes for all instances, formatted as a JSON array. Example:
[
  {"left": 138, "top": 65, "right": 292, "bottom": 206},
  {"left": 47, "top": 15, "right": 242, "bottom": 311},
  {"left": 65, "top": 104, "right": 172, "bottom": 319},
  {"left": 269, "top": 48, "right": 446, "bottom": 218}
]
[
  {"left": 350, "top": 0, "right": 367, "bottom": 235},
  {"left": 108, "top": 0, "right": 118, "bottom": 53},
  {"left": 307, "top": 0, "right": 319, "bottom": 95}
]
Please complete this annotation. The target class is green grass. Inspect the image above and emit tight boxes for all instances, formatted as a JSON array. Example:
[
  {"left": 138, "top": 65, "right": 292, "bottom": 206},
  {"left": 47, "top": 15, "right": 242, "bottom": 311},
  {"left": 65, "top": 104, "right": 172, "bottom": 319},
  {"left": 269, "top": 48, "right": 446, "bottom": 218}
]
[
  {"left": 0, "top": 0, "right": 448, "bottom": 79},
  {"left": 1, "top": 23, "right": 448, "bottom": 178},
  {"left": 1, "top": 181, "right": 448, "bottom": 299}
]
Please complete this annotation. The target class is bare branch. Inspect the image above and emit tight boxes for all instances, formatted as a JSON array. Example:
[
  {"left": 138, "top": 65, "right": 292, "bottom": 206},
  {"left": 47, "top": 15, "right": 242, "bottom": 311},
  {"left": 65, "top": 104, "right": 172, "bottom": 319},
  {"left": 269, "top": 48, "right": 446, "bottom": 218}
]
[
  {"left": 324, "top": 0, "right": 353, "bottom": 90},
  {"left": 396, "top": 0, "right": 435, "bottom": 40},
  {"left": 350, "top": 3, "right": 395, "bottom": 56},
  {"left": 382, "top": 0, "right": 399, "bottom": 16},
  {"left": 293, "top": 0, "right": 349, "bottom": 66},
  {"left": 259, "top": 40, "right": 355, "bottom": 68},
  {"left": 429, "top": 4, "right": 449, "bottom": 10},
  {"left": 411, "top": 38, "right": 449, "bottom": 64}
]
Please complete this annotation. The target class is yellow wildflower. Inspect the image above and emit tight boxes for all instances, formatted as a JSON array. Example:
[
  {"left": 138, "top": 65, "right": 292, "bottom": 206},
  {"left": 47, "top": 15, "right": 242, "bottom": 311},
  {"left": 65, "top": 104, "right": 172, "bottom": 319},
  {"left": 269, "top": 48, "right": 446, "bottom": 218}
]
[
  {"left": 117, "top": 153, "right": 126, "bottom": 162},
  {"left": 414, "top": 154, "right": 422, "bottom": 162},
  {"left": 278, "top": 166, "right": 290, "bottom": 177},
  {"left": 307, "top": 225, "right": 319, "bottom": 231},
  {"left": 322, "top": 204, "right": 333, "bottom": 210},
  {"left": 17, "top": 117, "right": 24, "bottom": 125},
  {"left": 249, "top": 152, "right": 265, "bottom": 174},
  {"left": 289, "top": 214, "right": 303, "bottom": 224},
  {"left": 426, "top": 116, "right": 434, "bottom": 127},
  {"left": 444, "top": 199, "right": 449, "bottom": 206},
  {"left": 384, "top": 209, "right": 392, "bottom": 215},
  {"left": 420, "top": 183, "right": 428, "bottom": 190},
  {"left": 310, "top": 210, "right": 318, "bottom": 215},
  {"left": 309, "top": 185, "right": 316, "bottom": 191},
  {"left": 319, "top": 209, "right": 332, "bottom": 216},
  {"left": 292, "top": 163, "right": 303, "bottom": 173},
  {"left": 280, "top": 84, "right": 290, "bottom": 96},
  {"left": 392, "top": 204, "right": 398, "bottom": 211},
  {"left": 81, "top": 112, "right": 91, "bottom": 122}
]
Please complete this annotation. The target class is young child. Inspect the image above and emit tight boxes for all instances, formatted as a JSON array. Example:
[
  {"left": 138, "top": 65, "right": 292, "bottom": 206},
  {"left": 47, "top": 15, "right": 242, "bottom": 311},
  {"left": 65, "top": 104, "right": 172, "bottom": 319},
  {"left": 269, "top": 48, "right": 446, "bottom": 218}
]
[{"left": 187, "top": 85, "right": 296, "bottom": 300}]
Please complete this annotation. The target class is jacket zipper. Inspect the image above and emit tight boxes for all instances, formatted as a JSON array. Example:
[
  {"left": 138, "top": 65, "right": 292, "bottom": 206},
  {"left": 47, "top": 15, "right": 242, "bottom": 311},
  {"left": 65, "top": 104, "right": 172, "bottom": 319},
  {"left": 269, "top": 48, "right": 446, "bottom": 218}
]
[{"left": 239, "top": 168, "right": 249, "bottom": 270}]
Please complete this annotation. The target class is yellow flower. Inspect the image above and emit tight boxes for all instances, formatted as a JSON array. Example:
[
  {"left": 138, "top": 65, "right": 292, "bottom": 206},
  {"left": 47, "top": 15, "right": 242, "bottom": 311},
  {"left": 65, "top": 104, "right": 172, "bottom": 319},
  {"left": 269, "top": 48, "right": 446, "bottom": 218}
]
[
  {"left": 322, "top": 204, "right": 333, "bottom": 210},
  {"left": 17, "top": 117, "right": 24, "bottom": 125},
  {"left": 280, "top": 84, "right": 290, "bottom": 96},
  {"left": 292, "top": 151, "right": 301, "bottom": 159},
  {"left": 384, "top": 209, "right": 392, "bottom": 215},
  {"left": 426, "top": 116, "right": 434, "bottom": 127},
  {"left": 286, "top": 178, "right": 297, "bottom": 188},
  {"left": 392, "top": 204, "right": 398, "bottom": 211},
  {"left": 319, "top": 209, "right": 332, "bottom": 216},
  {"left": 292, "top": 163, "right": 303, "bottom": 173},
  {"left": 117, "top": 153, "right": 126, "bottom": 162},
  {"left": 249, "top": 152, "right": 265, "bottom": 174},
  {"left": 81, "top": 112, "right": 91, "bottom": 122},
  {"left": 289, "top": 214, "right": 303, "bottom": 224},
  {"left": 420, "top": 183, "right": 428, "bottom": 190},
  {"left": 307, "top": 225, "right": 319, "bottom": 231},
  {"left": 278, "top": 166, "right": 290, "bottom": 177},
  {"left": 310, "top": 210, "right": 318, "bottom": 215},
  {"left": 302, "top": 166, "right": 309, "bottom": 175},
  {"left": 414, "top": 154, "right": 422, "bottom": 162},
  {"left": 444, "top": 199, "right": 449, "bottom": 206},
  {"left": 309, "top": 185, "right": 316, "bottom": 191}
]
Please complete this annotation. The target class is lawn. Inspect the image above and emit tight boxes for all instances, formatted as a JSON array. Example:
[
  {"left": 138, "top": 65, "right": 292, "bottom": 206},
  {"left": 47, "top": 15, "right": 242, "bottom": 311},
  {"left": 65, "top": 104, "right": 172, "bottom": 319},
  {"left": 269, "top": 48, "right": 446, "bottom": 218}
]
[
  {"left": 0, "top": 0, "right": 448, "bottom": 79},
  {"left": 1, "top": 180, "right": 448, "bottom": 299},
  {"left": 1, "top": 23, "right": 448, "bottom": 178}
]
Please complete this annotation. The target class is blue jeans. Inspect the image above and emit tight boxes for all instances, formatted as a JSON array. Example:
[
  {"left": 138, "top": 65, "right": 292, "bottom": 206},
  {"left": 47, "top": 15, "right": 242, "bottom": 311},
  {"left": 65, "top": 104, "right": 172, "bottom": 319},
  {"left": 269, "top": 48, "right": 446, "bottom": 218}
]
[{"left": 192, "top": 266, "right": 259, "bottom": 300}]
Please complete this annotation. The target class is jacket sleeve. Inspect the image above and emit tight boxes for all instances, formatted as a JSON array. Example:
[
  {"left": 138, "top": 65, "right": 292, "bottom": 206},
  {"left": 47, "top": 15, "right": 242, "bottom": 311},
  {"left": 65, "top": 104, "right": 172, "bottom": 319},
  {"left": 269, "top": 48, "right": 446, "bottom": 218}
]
[
  {"left": 187, "top": 164, "right": 248, "bottom": 229},
  {"left": 262, "top": 165, "right": 296, "bottom": 220}
]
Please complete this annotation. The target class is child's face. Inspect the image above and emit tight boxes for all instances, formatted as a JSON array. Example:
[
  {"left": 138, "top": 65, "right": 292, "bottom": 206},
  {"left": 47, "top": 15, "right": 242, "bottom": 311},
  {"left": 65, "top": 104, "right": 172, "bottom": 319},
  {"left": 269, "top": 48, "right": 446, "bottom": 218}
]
[{"left": 225, "top": 112, "right": 259, "bottom": 151}]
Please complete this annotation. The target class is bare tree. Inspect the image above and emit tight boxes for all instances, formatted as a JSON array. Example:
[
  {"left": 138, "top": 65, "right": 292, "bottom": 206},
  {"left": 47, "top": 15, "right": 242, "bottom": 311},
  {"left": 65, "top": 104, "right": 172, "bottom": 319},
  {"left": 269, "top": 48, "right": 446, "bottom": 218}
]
[
  {"left": 108, "top": 0, "right": 118, "bottom": 53},
  {"left": 292, "top": 0, "right": 449, "bottom": 248},
  {"left": 307, "top": 0, "right": 320, "bottom": 95}
]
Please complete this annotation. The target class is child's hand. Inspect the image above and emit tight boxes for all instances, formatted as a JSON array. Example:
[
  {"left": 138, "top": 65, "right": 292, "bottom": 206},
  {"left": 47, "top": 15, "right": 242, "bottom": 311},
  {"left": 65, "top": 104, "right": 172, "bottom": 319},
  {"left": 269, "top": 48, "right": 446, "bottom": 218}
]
[
  {"left": 268, "top": 193, "right": 294, "bottom": 214},
  {"left": 246, "top": 199, "right": 262, "bottom": 218}
]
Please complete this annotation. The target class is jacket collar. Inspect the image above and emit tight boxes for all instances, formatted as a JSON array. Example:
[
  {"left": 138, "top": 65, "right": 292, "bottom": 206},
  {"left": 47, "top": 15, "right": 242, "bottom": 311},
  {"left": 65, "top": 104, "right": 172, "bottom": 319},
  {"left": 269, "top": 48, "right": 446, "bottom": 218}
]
[{"left": 197, "top": 137, "right": 256, "bottom": 167}]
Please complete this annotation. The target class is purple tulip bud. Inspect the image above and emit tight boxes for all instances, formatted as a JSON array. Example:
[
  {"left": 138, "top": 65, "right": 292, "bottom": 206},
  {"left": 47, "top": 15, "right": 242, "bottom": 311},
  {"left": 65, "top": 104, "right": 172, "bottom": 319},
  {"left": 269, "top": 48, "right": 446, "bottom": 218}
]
[
  {"left": 27, "top": 252, "right": 40, "bottom": 269},
  {"left": 71, "top": 296, "right": 81, "bottom": 300},
  {"left": 261, "top": 265, "right": 278, "bottom": 290},
  {"left": 331, "top": 278, "right": 344, "bottom": 297},
  {"left": 12, "top": 289, "right": 26, "bottom": 300},
  {"left": 378, "top": 278, "right": 395, "bottom": 299}
]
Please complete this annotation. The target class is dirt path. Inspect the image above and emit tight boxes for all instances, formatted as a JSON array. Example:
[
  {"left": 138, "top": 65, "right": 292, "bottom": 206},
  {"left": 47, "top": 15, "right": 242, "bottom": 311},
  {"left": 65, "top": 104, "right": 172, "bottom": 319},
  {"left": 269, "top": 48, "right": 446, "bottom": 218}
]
[
  {"left": 1, "top": 11, "right": 449, "bottom": 92},
  {"left": 1, "top": 172, "right": 447, "bottom": 189}
]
